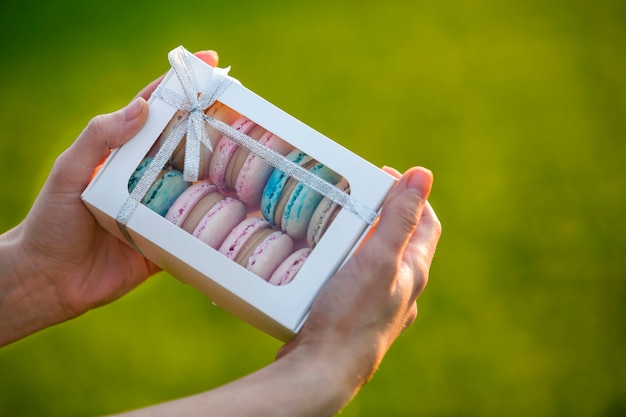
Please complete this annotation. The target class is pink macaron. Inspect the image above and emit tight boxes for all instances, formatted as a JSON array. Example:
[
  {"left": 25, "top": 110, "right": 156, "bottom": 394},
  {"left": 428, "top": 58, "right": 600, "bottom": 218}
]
[
  {"left": 209, "top": 116, "right": 256, "bottom": 189},
  {"left": 268, "top": 247, "right": 312, "bottom": 286},
  {"left": 219, "top": 216, "right": 294, "bottom": 281},
  {"left": 210, "top": 117, "right": 293, "bottom": 206},
  {"left": 165, "top": 180, "right": 246, "bottom": 249},
  {"left": 229, "top": 125, "right": 293, "bottom": 206}
]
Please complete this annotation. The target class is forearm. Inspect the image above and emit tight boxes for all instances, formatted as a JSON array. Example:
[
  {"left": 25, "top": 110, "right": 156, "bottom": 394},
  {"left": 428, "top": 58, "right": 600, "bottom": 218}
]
[
  {"left": 0, "top": 225, "right": 66, "bottom": 346},
  {"left": 113, "top": 345, "right": 370, "bottom": 417}
]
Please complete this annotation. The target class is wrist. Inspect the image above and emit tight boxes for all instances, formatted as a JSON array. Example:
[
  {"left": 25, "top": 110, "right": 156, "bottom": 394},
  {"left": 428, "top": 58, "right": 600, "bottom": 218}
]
[
  {"left": 0, "top": 225, "right": 68, "bottom": 346},
  {"left": 279, "top": 337, "right": 382, "bottom": 413}
]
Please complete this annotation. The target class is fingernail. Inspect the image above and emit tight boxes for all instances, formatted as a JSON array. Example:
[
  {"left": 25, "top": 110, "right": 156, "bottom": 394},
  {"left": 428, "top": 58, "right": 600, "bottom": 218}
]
[
  {"left": 382, "top": 166, "right": 402, "bottom": 178},
  {"left": 406, "top": 168, "right": 433, "bottom": 195},
  {"left": 124, "top": 97, "right": 144, "bottom": 121},
  {"left": 196, "top": 50, "right": 219, "bottom": 65},
  {"left": 207, "top": 50, "right": 219, "bottom": 61}
]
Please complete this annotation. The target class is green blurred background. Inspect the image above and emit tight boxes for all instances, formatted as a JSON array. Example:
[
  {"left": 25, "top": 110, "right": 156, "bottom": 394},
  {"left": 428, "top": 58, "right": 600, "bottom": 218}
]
[{"left": 1, "top": 0, "right": 624, "bottom": 416}]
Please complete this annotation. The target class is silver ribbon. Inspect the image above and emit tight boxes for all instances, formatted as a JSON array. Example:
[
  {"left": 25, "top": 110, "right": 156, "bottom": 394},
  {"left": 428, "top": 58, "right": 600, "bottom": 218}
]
[
  {"left": 205, "top": 117, "right": 378, "bottom": 225},
  {"left": 115, "top": 46, "right": 233, "bottom": 250},
  {"left": 116, "top": 46, "right": 377, "bottom": 249}
]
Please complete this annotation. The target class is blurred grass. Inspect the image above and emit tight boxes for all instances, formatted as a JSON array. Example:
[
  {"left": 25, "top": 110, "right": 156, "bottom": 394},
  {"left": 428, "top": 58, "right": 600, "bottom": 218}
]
[{"left": 1, "top": 0, "right": 625, "bottom": 416}]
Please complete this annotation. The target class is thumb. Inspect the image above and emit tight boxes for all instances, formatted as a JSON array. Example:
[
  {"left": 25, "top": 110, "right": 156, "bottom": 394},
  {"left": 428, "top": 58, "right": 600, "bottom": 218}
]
[
  {"left": 53, "top": 97, "right": 149, "bottom": 192},
  {"left": 366, "top": 167, "right": 433, "bottom": 257}
]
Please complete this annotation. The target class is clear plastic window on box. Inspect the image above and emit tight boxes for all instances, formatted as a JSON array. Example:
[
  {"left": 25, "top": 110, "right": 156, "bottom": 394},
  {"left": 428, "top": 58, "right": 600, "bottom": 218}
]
[{"left": 128, "top": 101, "right": 350, "bottom": 286}]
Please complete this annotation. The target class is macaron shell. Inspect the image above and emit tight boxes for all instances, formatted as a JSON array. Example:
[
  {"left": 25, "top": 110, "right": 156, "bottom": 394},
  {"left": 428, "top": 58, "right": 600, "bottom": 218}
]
[
  {"left": 158, "top": 110, "right": 187, "bottom": 171},
  {"left": 165, "top": 180, "right": 218, "bottom": 226},
  {"left": 209, "top": 116, "right": 256, "bottom": 189},
  {"left": 154, "top": 110, "right": 185, "bottom": 154},
  {"left": 154, "top": 111, "right": 210, "bottom": 180},
  {"left": 246, "top": 231, "right": 294, "bottom": 281},
  {"left": 142, "top": 170, "right": 189, "bottom": 216},
  {"left": 153, "top": 102, "right": 241, "bottom": 181},
  {"left": 281, "top": 163, "right": 342, "bottom": 240},
  {"left": 225, "top": 125, "right": 268, "bottom": 191},
  {"left": 204, "top": 101, "right": 242, "bottom": 148},
  {"left": 306, "top": 177, "right": 350, "bottom": 247},
  {"left": 218, "top": 216, "right": 270, "bottom": 261},
  {"left": 268, "top": 247, "right": 312, "bottom": 286},
  {"left": 261, "top": 151, "right": 312, "bottom": 226},
  {"left": 193, "top": 197, "right": 246, "bottom": 249},
  {"left": 177, "top": 142, "right": 213, "bottom": 180},
  {"left": 236, "top": 132, "right": 294, "bottom": 206},
  {"left": 128, "top": 157, "right": 153, "bottom": 192}
]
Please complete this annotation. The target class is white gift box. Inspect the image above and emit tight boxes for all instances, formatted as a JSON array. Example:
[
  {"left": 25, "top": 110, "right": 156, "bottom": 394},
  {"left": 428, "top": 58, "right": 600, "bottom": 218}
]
[{"left": 81, "top": 47, "right": 395, "bottom": 341}]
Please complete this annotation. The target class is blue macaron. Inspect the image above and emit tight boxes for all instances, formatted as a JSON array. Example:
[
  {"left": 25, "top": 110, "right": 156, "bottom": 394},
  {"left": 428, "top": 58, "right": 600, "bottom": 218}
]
[
  {"left": 128, "top": 157, "right": 189, "bottom": 216},
  {"left": 261, "top": 150, "right": 342, "bottom": 240}
]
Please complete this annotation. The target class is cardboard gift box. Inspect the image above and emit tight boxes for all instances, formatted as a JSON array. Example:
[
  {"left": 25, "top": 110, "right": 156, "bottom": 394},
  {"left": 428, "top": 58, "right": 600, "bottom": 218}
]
[{"left": 81, "top": 46, "right": 395, "bottom": 341}]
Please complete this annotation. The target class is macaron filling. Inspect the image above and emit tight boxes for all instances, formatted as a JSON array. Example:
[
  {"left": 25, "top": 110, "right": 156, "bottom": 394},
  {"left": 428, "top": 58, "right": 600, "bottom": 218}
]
[
  {"left": 182, "top": 191, "right": 226, "bottom": 233},
  {"left": 220, "top": 217, "right": 270, "bottom": 261},
  {"left": 233, "top": 227, "right": 276, "bottom": 266},
  {"left": 128, "top": 158, "right": 189, "bottom": 217},
  {"left": 269, "top": 247, "right": 312, "bottom": 286},
  {"left": 224, "top": 124, "right": 267, "bottom": 190},
  {"left": 235, "top": 131, "right": 293, "bottom": 206},
  {"left": 261, "top": 151, "right": 312, "bottom": 226},
  {"left": 165, "top": 181, "right": 218, "bottom": 227},
  {"left": 246, "top": 231, "right": 294, "bottom": 280},
  {"left": 282, "top": 162, "right": 342, "bottom": 239},
  {"left": 210, "top": 116, "right": 256, "bottom": 189},
  {"left": 193, "top": 197, "right": 246, "bottom": 249},
  {"left": 218, "top": 217, "right": 294, "bottom": 280}
]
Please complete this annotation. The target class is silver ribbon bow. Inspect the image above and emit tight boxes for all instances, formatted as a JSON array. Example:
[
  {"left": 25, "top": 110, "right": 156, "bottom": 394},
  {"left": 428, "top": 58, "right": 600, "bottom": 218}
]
[
  {"left": 154, "top": 46, "right": 233, "bottom": 182},
  {"left": 116, "top": 46, "right": 377, "bottom": 250}
]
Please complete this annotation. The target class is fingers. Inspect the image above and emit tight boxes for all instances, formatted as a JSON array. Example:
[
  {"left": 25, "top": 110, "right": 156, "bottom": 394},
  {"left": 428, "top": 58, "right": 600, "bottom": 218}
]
[
  {"left": 195, "top": 50, "right": 220, "bottom": 67},
  {"left": 412, "top": 201, "right": 442, "bottom": 263},
  {"left": 51, "top": 49, "right": 221, "bottom": 194},
  {"left": 367, "top": 167, "right": 433, "bottom": 258},
  {"left": 134, "top": 76, "right": 166, "bottom": 101},
  {"left": 134, "top": 50, "right": 220, "bottom": 101},
  {"left": 381, "top": 166, "right": 441, "bottom": 273},
  {"left": 403, "top": 200, "right": 441, "bottom": 300},
  {"left": 382, "top": 166, "right": 402, "bottom": 178},
  {"left": 52, "top": 97, "right": 149, "bottom": 192}
]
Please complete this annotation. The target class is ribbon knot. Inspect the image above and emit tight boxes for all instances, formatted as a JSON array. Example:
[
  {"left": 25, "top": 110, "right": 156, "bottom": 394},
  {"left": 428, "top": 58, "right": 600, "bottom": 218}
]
[{"left": 151, "top": 46, "right": 233, "bottom": 182}]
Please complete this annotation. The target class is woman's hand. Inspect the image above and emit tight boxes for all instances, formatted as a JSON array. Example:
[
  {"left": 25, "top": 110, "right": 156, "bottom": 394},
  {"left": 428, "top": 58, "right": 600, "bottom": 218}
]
[
  {"left": 277, "top": 166, "right": 441, "bottom": 407},
  {"left": 110, "top": 166, "right": 442, "bottom": 417},
  {"left": 0, "top": 51, "right": 219, "bottom": 346}
]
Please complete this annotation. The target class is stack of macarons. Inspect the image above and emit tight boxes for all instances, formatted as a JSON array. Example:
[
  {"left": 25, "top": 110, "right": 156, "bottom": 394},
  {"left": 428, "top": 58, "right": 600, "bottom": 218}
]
[
  {"left": 209, "top": 115, "right": 294, "bottom": 206},
  {"left": 261, "top": 150, "right": 348, "bottom": 246},
  {"left": 218, "top": 216, "right": 294, "bottom": 282},
  {"left": 130, "top": 102, "right": 349, "bottom": 285},
  {"left": 165, "top": 180, "right": 246, "bottom": 250}
]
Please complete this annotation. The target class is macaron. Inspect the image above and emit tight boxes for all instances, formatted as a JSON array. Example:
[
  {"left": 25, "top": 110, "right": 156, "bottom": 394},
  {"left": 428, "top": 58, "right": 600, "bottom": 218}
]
[
  {"left": 128, "top": 157, "right": 189, "bottom": 216},
  {"left": 219, "top": 217, "right": 294, "bottom": 281},
  {"left": 221, "top": 123, "right": 293, "bottom": 206},
  {"left": 268, "top": 247, "right": 312, "bottom": 286},
  {"left": 208, "top": 116, "right": 256, "bottom": 189},
  {"left": 127, "top": 157, "right": 152, "bottom": 192},
  {"left": 165, "top": 179, "right": 246, "bottom": 249},
  {"left": 165, "top": 180, "right": 218, "bottom": 227},
  {"left": 306, "top": 177, "right": 350, "bottom": 248},
  {"left": 155, "top": 101, "right": 241, "bottom": 180},
  {"left": 261, "top": 150, "right": 342, "bottom": 240}
]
